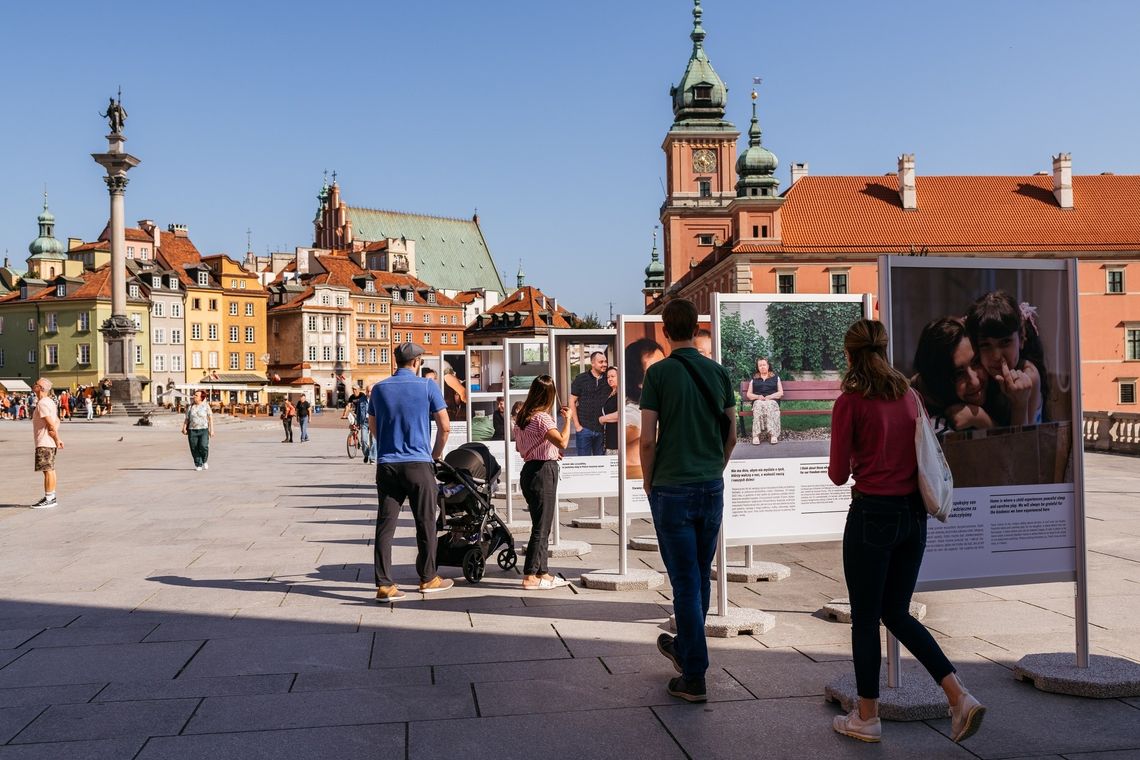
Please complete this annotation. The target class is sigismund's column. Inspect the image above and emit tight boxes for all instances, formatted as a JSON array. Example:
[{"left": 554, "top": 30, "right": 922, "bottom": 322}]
[{"left": 91, "top": 93, "right": 142, "bottom": 403}]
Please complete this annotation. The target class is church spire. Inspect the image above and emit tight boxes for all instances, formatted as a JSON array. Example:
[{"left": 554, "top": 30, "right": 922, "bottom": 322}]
[
  {"left": 735, "top": 89, "right": 780, "bottom": 197},
  {"left": 643, "top": 227, "right": 664, "bottom": 294},
  {"left": 28, "top": 189, "right": 65, "bottom": 261},
  {"left": 670, "top": 0, "right": 728, "bottom": 125}
]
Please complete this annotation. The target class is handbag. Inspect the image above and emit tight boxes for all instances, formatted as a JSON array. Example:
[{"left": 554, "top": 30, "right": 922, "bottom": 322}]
[{"left": 910, "top": 388, "right": 953, "bottom": 522}]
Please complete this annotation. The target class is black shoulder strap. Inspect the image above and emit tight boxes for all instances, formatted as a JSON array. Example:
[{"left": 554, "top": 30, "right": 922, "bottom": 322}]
[{"left": 668, "top": 352, "right": 731, "bottom": 441}]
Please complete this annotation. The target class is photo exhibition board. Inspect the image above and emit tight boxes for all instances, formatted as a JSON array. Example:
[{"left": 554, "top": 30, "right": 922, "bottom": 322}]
[
  {"left": 548, "top": 329, "right": 619, "bottom": 499},
  {"left": 502, "top": 338, "right": 554, "bottom": 521},
  {"left": 712, "top": 293, "right": 873, "bottom": 546},
  {"left": 880, "top": 256, "right": 1085, "bottom": 593},
  {"left": 462, "top": 344, "right": 507, "bottom": 489}
]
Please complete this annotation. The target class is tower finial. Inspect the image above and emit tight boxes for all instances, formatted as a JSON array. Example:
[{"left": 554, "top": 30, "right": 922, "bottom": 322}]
[
  {"left": 651, "top": 226, "right": 659, "bottom": 261},
  {"left": 43, "top": 184, "right": 48, "bottom": 211},
  {"left": 691, "top": 0, "right": 706, "bottom": 51}
]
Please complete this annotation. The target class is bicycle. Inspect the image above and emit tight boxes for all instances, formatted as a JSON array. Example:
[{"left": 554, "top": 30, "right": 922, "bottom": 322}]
[{"left": 346, "top": 423, "right": 363, "bottom": 459}]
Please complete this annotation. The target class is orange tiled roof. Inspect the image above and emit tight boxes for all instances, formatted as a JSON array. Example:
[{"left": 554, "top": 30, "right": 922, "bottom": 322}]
[
  {"left": 474, "top": 285, "right": 573, "bottom": 332},
  {"left": 769, "top": 174, "right": 1140, "bottom": 254},
  {"left": 98, "top": 224, "right": 154, "bottom": 244},
  {"left": 24, "top": 266, "right": 118, "bottom": 302},
  {"left": 156, "top": 234, "right": 206, "bottom": 287}
]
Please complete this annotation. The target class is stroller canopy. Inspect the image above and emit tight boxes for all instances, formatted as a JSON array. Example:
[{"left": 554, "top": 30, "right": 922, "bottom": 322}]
[{"left": 444, "top": 443, "right": 501, "bottom": 483}]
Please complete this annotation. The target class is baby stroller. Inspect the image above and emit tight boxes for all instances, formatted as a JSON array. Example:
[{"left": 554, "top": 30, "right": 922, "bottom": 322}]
[{"left": 435, "top": 442, "right": 516, "bottom": 583}]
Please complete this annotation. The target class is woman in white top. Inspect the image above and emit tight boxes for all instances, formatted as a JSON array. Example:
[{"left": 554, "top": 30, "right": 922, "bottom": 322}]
[
  {"left": 182, "top": 390, "right": 215, "bottom": 471},
  {"left": 513, "top": 376, "right": 571, "bottom": 590}
]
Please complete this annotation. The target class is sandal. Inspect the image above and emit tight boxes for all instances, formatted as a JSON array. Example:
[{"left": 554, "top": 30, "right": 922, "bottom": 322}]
[{"left": 523, "top": 576, "right": 569, "bottom": 590}]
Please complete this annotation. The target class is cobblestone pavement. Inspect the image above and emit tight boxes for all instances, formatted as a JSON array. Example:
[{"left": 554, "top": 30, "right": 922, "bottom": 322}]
[{"left": 0, "top": 414, "right": 1136, "bottom": 758}]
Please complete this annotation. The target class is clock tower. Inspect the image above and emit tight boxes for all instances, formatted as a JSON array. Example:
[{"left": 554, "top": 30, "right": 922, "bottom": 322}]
[{"left": 660, "top": 0, "right": 739, "bottom": 288}]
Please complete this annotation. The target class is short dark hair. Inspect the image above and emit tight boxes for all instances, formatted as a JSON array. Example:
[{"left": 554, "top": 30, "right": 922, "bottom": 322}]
[
  {"left": 662, "top": 298, "right": 698, "bottom": 341},
  {"left": 589, "top": 351, "right": 607, "bottom": 362}
]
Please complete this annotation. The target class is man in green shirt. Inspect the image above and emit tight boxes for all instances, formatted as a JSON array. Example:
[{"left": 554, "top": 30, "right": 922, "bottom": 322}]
[{"left": 639, "top": 298, "right": 735, "bottom": 703}]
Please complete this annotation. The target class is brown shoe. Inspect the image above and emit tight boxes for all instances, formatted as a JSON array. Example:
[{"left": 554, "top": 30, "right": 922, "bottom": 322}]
[
  {"left": 419, "top": 576, "right": 455, "bottom": 594},
  {"left": 376, "top": 585, "right": 406, "bottom": 602}
]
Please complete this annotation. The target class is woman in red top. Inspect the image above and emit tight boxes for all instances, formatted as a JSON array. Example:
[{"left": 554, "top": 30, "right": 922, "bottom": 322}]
[
  {"left": 828, "top": 320, "right": 985, "bottom": 745},
  {"left": 513, "top": 376, "right": 571, "bottom": 591}
]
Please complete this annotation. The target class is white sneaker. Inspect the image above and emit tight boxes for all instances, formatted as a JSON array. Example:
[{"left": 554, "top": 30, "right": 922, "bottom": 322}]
[
  {"left": 833, "top": 708, "right": 881, "bottom": 743},
  {"left": 949, "top": 690, "right": 985, "bottom": 743},
  {"left": 30, "top": 496, "right": 57, "bottom": 510},
  {"left": 203, "top": 463, "right": 209, "bottom": 470},
  {"left": 195, "top": 466, "right": 203, "bottom": 471}
]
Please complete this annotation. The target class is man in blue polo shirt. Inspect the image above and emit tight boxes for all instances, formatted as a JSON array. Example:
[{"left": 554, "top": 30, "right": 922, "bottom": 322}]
[{"left": 369, "top": 343, "right": 453, "bottom": 601}]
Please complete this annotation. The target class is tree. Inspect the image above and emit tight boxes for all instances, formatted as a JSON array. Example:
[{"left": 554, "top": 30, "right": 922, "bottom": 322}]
[
  {"left": 765, "top": 302, "right": 861, "bottom": 377},
  {"left": 568, "top": 312, "right": 604, "bottom": 329},
  {"left": 719, "top": 310, "right": 772, "bottom": 383}
]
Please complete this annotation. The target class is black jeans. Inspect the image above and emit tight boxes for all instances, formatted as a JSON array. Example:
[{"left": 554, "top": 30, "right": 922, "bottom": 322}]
[
  {"left": 374, "top": 462, "right": 439, "bottom": 586},
  {"left": 520, "top": 460, "right": 559, "bottom": 575},
  {"left": 282, "top": 417, "right": 293, "bottom": 442},
  {"left": 843, "top": 492, "right": 955, "bottom": 699}
]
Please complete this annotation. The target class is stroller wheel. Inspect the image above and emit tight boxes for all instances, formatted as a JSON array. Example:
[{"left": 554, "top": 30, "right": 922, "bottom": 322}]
[
  {"left": 496, "top": 548, "right": 518, "bottom": 571},
  {"left": 462, "top": 547, "right": 486, "bottom": 584}
]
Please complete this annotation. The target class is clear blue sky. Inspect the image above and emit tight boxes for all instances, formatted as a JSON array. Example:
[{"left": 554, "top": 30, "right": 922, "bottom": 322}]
[{"left": 3, "top": 1, "right": 1138, "bottom": 319}]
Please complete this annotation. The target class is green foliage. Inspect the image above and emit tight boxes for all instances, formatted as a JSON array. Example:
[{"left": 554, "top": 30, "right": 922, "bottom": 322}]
[
  {"left": 569, "top": 312, "right": 604, "bottom": 329},
  {"left": 719, "top": 310, "right": 772, "bottom": 383},
  {"left": 765, "top": 302, "right": 861, "bottom": 377}
]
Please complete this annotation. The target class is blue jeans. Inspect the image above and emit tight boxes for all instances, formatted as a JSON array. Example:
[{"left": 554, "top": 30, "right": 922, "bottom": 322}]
[
  {"left": 299, "top": 416, "right": 310, "bottom": 441},
  {"left": 649, "top": 479, "right": 724, "bottom": 680},
  {"left": 575, "top": 427, "right": 605, "bottom": 456}
]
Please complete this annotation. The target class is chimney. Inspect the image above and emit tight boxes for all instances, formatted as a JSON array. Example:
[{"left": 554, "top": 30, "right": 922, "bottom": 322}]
[
  {"left": 137, "top": 219, "right": 155, "bottom": 235},
  {"left": 1052, "top": 153, "right": 1073, "bottom": 209},
  {"left": 790, "top": 162, "right": 809, "bottom": 187},
  {"left": 167, "top": 223, "right": 189, "bottom": 238},
  {"left": 897, "top": 154, "right": 917, "bottom": 209}
]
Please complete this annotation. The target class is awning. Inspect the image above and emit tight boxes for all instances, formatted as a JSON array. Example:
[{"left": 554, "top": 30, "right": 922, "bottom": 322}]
[{"left": 0, "top": 379, "right": 32, "bottom": 392}]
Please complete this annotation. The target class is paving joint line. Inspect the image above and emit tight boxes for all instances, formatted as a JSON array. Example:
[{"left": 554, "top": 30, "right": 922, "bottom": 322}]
[
  {"left": 648, "top": 705, "right": 693, "bottom": 760},
  {"left": 172, "top": 639, "right": 209, "bottom": 680},
  {"left": 176, "top": 696, "right": 205, "bottom": 735}
]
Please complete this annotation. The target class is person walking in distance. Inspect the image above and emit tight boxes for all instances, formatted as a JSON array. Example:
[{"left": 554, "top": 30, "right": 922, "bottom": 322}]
[
  {"left": 354, "top": 385, "right": 373, "bottom": 464},
  {"left": 296, "top": 395, "right": 312, "bottom": 442},
  {"left": 640, "top": 299, "right": 736, "bottom": 703},
  {"left": 569, "top": 351, "right": 609, "bottom": 456},
  {"left": 370, "top": 343, "right": 454, "bottom": 601},
  {"left": 30, "top": 378, "right": 64, "bottom": 509},
  {"left": 281, "top": 398, "right": 296, "bottom": 442},
  {"left": 182, "top": 390, "right": 215, "bottom": 471},
  {"left": 828, "top": 319, "right": 985, "bottom": 744}
]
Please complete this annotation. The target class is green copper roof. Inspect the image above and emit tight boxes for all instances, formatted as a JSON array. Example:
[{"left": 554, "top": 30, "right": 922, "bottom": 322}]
[
  {"left": 670, "top": 0, "right": 729, "bottom": 126},
  {"left": 644, "top": 230, "right": 664, "bottom": 289},
  {"left": 345, "top": 207, "right": 506, "bottom": 294},
  {"left": 736, "top": 94, "right": 780, "bottom": 196},
  {"left": 28, "top": 193, "right": 66, "bottom": 260}
]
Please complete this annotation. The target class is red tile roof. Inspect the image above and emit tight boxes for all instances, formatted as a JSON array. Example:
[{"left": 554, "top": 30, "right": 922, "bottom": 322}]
[
  {"left": 770, "top": 174, "right": 1140, "bottom": 254},
  {"left": 472, "top": 285, "right": 574, "bottom": 332},
  {"left": 156, "top": 234, "right": 206, "bottom": 287},
  {"left": 98, "top": 224, "right": 154, "bottom": 244}
]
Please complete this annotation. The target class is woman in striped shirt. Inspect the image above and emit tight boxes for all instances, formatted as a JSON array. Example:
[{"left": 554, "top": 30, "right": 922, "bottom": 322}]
[{"left": 514, "top": 376, "right": 572, "bottom": 590}]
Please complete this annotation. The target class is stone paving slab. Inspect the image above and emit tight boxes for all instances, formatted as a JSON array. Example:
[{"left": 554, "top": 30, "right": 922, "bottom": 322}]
[
  {"left": 178, "top": 631, "right": 373, "bottom": 678},
  {"left": 95, "top": 673, "right": 295, "bottom": 702},
  {"left": 0, "top": 684, "right": 102, "bottom": 710},
  {"left": 0, "top": 641, "right": 202, "bottom": 689},
  {"left": 11, "top": 698, "right": 198, "bottom": 744},
  {"left": 136, "top": 723, "right": 403, "bottom": 760},
  {"left": 0, "top": 737, "right": 148, "bottom": 759}
]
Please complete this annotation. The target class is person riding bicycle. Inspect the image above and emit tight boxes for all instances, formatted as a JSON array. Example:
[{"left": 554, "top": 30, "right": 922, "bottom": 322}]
[{"left": 352, "top": 386, "right": 373, "bottom": 463}]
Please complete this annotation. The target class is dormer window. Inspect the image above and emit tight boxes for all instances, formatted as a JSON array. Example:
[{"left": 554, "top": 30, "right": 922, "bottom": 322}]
[
  {"left": 392, "top": 290, "right": 401, "bottom": 302},
  {"left": 698, "top": 234, "right": 714, "bottom": 246},
  {"left": 694, "top": 85, "right": 712, "bottom": 101},
  {"left": 56, "top": 284, "right": 66, "bottom": 297},
  {"left": 365, "top": 280, "right": 375, "bottom": 293},
  {"left": 427, "top": 291, "right": 437, "bottom": 304},
  {"left": 197, "top": 271, "right": 209, "bottom": 287},
  {"left": 129, "top": 284, "right": 140, "bottom": 299},
  {"left": 168, "top": 276, "right": 177, "bottom": 289},
  {"left": 152, "top": 276, "right": 161, "bottom": 288}
]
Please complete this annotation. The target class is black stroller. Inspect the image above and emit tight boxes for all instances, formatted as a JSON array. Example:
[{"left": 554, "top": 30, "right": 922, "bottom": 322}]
[{"left": 435, "top": 442, "right": 516, "bottom": 583}]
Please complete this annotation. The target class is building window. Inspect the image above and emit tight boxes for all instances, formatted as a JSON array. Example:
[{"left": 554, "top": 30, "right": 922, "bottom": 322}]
[
  {"left": 127, "top": 245, "right": 134, "bottom": 259},
  {"left": 229, "top": 326, "right": 239, "bottom": 343},
  {"left": 171, "top": 302, "right": 182, "bottom": 318},
  {"left": 357, "top": 347, "right": 366, "bottom": 364},
  {"left": 152, "top": 302, "right": 165, "bottom": 318},
  {"left": 245, "top": 326, "right": 255, "bottom": 343},
  {"left": 229, "top": 302, "right": 238, "bottom": 316},
  {"left": 379, "top": 324, "right": 388, "bottom": 340},
  {"left": 171, "top": 354, "right": 183, "bottom": 371},
  {"left": 1127, "top": 327, "right": 1140, "bottom": 361},
  {"left": 368, "top": 323, "right": 376, "bottom": 339},
  {"left": 208, "top": 324, "right": 218, "bottom": 341},
  {"left": 27, "top": 350, "right": 36, "bottom": 364},
  {"left": 307, "top": 345, "right": 317, "bottom": 361},
  {"left": 322, "top": 346, "right": 332, "bottom": 361},
  {"left": 424, "top": 332, "right": 431, "bottom": 344},
  {"left": 152, "top": 275, "right": 161, "bottom": 288},
  {"left": 171, "top": 329, "right": 183, "bottom": 344},
  {"left": 129, "top": 284, "right": 140, "bottom": 299},
  {"left": 154, "top": 328, "right": 166, "bottom": 344},
  {"left": 245, "top": 352, "right": 255, "bottom": 370},
  {"left": 230, "top": 279, "right": 238, "bottom": 289},
  {"left": 0, "top": 316, "right": 3, "bottom": 334},
  {"left": 319, "top": 316, "right": 330, "bottom": 332},
  {"left": 191, "top": 323, "right": 202, "bottom": 340},
  {"left": 379, "top": 303, "right": 388, "bottom": 314},
  {"left": 699, "top": 179, "right": 711, "bottom": 198},
  {"left": 336, "top": 316, "right": 345, "bottom": 333},
  {"left": 698, "top": 234, "right": 714, "bottom": 246},
  {"left": 77, "top": 343, "right": 90, "bottom": 364},
  {"left": 761, "top": 224, "right": 769, "bottom": 237},
  {"left": 405, "top": 311, "right": 413, "bottom": 322},
  {"left": 245, "top": 302, "right": 254, "bottom": 316},
  {"left": 153, "top": 354, "right": 166, "bottom": 372},
  {"left": 1120, "top": 380, "right": 1137, "bottom": 404},
  {"left": 356, "top": 323, "right": 365, "bottom": 339},
  {"left": 0, "top": 348, "right": 4, "bottom": 366},
  {"left": 131, "top": 313, "right": 142, "bottom": 329},
  {"left": 752, "top": 225, "right": 759, "bottom": 238},
  {"left": 208, "top": 351, "right": 219, "bottom": 369},
  {"left": 307, "top": 315, "right": 318, "bottom": 331},
  {"left": 777, "top": 272, "right": 796, "bottom": 294},
  {"left": 694, "top": 85, "right": 712, "bottom": 100},
  {"left": 229, "top": 352, "right": 240, "bottom": 370},
  {"left": 830, "top": 272, "right": 849, "bottom": 295},
  {"left": 46, "top": 313, "right": 58, "bottom": 333},
  {"left": 1108, "top": 269, "right": 1125, "bottom": 294},
  {"left": 240, "top": 281, "right": 246, "bottom": 289},
  {"left": 369, "top": 301, "right": 376, "bottom": 313},
  {"left": 427, "top": 291, "right": 437, "bottom": 304},
  {"left": 56, "top": 284, "right": 66, "bottom": 297},
  {"left": 379, "top": 348, "right": 389, "bottom": 365},
  {"left": 45, "top": 344, "right": 58, "bottom": 365},
  {"left": 392, "top": 290, "right": 401, "bottom": 302},
  {"left": 140, "top": 247, "right": 149, "bottom": 260},
  {"left": 321, "top": 294, "right": 330, "bottom": 305},
  {"left": 198, "top": 271, "right": 209, "bottom": 287},
  {"left": 365, "top": 281, "right": 375, "bottom": 293},
  {"left": 192, "top": 298, "right": 201, "bottom": 310},
  {"left": 336, "top": 345, "right": 346, "bottom": 362},
  {"left": 208, "top": 299, "right": 218, "bottom": 311},
  {"left": 422, "top": 313, "right": 430, "bottom": 324},
  {"left": 191, "top": 351, "right": 202, "bottom": 369},
  {"left": 27, "top": 318, "right": 35, "bottom": 331},
  {"left": 135, "top": 345, "right": 143, "bottom": 365},
  {"left": 369, "top": 348, "right": 377, "bottom": 364},
  {"left": 337, "top": 295, "right": 346, "bottom": 306},
  {"left": 393, "top": 313, "right": 401, "bottom": 323}
]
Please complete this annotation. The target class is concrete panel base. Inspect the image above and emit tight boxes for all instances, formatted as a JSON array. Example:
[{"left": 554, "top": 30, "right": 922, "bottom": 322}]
[
  {"left": 712, "top": 562, "right": 791, "bottom": 583},
  {"left": 558, "top": 501, "right": 579, "bottom": 512},
  {"left": 1014, "top": 653, "right": 1140, "bottom": 698},
  {"left": 515, "top": 540, "right": 591, "bottom": 559},
  {"left": 668, "top": 608, "right": 776, "bottom": 638},
  {"left": 825, "top": 670, "right": 948, "bottom": 721},
  {"left": 579, "top": 568, "right": 663, "bottom": 591},
  {"left": 571, "top": 516, "right": 619, "bottom": 530},
  {"left": 822, "top": 598, "right": 927, "bottom": 624},
  {"left": 628, "top": 535, "right": 658, "bottom": 551}
]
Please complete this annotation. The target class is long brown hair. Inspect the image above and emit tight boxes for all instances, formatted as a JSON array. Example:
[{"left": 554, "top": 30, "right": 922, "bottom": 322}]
[
  {"left": 516, "top": 375, "right": 557, "bottom": 429},
  {"left": 841, "top": 319, "right": 909, "bottom": 400}
]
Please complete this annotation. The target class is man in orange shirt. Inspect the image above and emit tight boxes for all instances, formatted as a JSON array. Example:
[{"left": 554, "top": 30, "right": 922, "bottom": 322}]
[{"left": 31, "top": 378, "right": 64, "bottom": 509}]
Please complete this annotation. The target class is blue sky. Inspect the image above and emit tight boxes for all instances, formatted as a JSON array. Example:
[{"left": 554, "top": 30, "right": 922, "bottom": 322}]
[{"left": 2, "top": 1, "right": 1138, "bottom": 318}]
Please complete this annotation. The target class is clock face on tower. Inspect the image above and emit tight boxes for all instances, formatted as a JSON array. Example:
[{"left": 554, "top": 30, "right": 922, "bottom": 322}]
[{"left": 692, "top": 149, "right": 717, "bottom": 174}]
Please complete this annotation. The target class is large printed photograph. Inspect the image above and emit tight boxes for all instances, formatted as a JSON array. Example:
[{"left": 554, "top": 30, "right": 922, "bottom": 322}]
[
  {"left": 551, "top": 333, "right": 617, "bottom": 458},
  {"left": 889, "top": 264, "right": 1074, "bottom": 488},
  {"left": 719, "top": 299, "right": 863, "bottom": 459}
]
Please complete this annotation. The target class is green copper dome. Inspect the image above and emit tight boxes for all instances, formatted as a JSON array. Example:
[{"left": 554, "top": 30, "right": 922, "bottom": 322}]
[
  {"left": 28, "top": 194, "right": 66, "bottom": 259},
  {"left": 643, "top": 230, "right": 664, "bottom": 290},
  {"left": 670, "top": 0, "right": 728, "bottom": 125},
  {"left": 736, "top": 94, "right": 780, "bottom": 197}
]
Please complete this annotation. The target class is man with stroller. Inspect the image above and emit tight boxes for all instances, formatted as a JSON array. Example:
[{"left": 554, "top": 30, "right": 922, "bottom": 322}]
[{"left": 369, "top": 343, "right": 453, "bottom": 601}]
